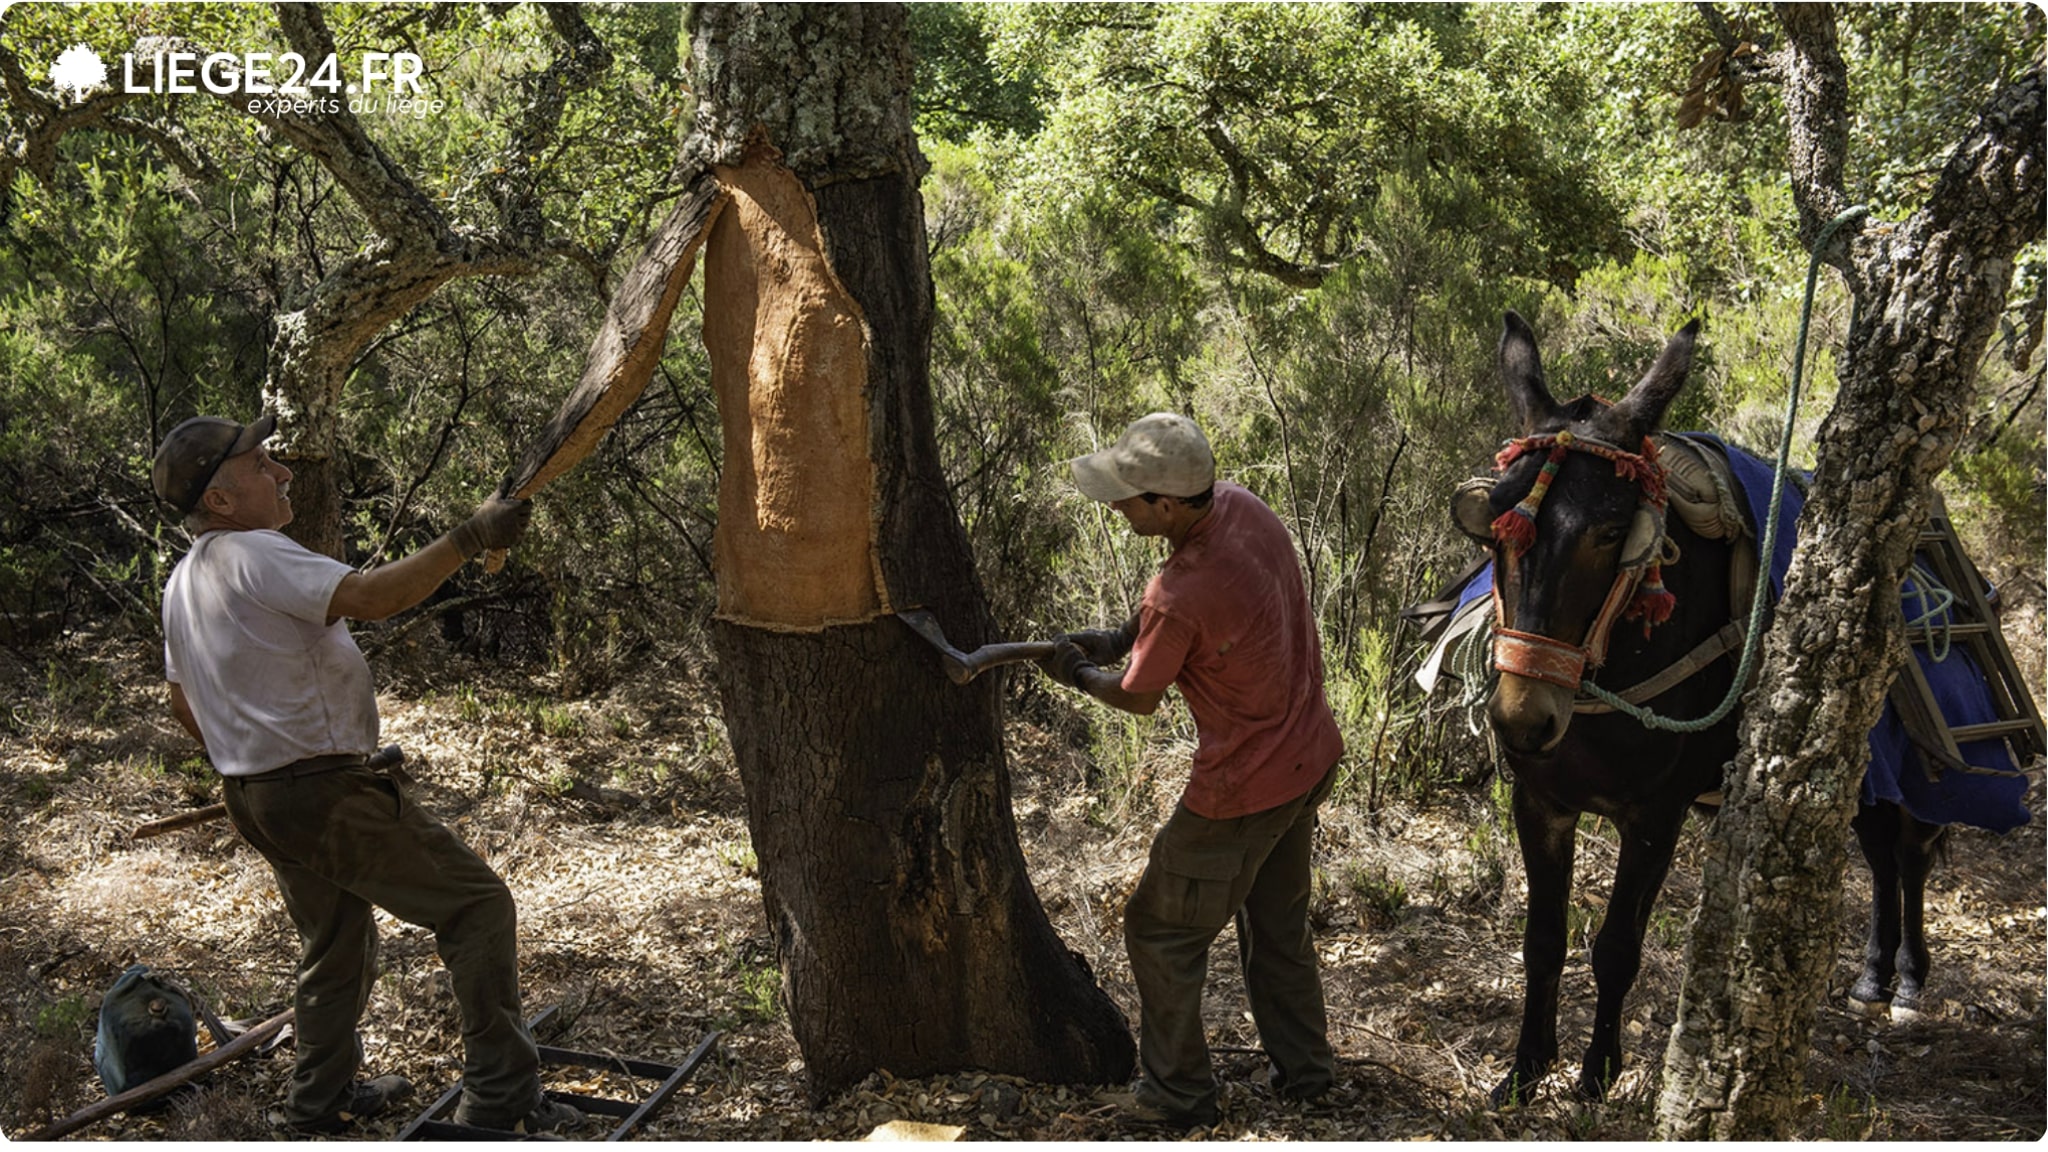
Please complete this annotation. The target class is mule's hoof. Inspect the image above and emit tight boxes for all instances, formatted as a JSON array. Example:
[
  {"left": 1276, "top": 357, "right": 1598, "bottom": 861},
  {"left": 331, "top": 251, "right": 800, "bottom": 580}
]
[
  {"left": 1891, "top": 992, "right": 1926, "bottom": 1023},
  {"left": 1575, "top": 1060, "right": 1619, "bottom": 1103},
  {"left": 1846, "top": 994, "right": 1891, "bottom": 1020},
  {"left": 1489, "top": 1071, "right": 1542, "bottom": 1110}
]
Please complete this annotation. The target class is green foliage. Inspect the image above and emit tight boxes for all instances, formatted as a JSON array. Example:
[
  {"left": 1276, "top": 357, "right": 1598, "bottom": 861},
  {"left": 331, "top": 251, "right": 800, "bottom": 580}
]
[
  {"left": 910, "top": 5, "right": 1043, "bottom": 143},
  {"left": 715, "top": 837, "right": 758, "bottom": 878},
  {"left": 988, "top": 3, "right": 1625, "bottom": 288},
  {"left": 1837, "top": 4, "right": 2045, "bottom": 215},
  {"left": 33, "top": 995, "right": 92, "bottom": 1038},
  {"left": 736, "top": 961, "right": 782, "bottom": 1024},
  {"left": 1344, "top": 862, "right": 1409, "bottom": 928},
  {"left": 0, "top": 4, "right": 2038, "bottom": 849},
  {"left": 1819, "top": 1083, "right": 1880, "bottom": 1141},
  {"left": 534, "top": 703, "right": 583, "bottom": 739}
]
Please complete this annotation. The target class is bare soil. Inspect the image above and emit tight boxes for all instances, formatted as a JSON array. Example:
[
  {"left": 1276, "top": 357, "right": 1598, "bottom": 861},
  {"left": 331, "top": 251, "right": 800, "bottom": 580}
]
[{"left": 1, "top": 624, "right": 2041, "bottom": 1142}]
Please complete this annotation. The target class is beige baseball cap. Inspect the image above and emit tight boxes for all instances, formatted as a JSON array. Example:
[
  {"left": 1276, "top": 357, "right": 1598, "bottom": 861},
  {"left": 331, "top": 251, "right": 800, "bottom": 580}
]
[{"left": 1068, "top": 412, "right": 1215, "bottom": 502}]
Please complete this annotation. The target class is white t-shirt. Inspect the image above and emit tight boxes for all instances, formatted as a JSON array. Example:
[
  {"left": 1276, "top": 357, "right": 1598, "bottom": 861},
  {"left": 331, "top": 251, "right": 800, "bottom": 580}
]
[{"left": 162, "top": 529, "right": 378, "bottom": 777}]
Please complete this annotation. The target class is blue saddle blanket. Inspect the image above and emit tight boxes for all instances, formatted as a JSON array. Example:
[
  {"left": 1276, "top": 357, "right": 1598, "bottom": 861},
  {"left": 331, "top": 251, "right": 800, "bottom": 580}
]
[
  {"left": 1694, "top": 434, "right": 2030, "bottom": 833},
  {"left": 1449, "top": 434, "right": 2031, "bottom": 832}
]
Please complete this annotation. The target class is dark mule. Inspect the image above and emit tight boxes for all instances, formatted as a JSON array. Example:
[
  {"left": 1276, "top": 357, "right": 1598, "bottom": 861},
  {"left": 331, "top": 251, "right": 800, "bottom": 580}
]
[{"left": 1451, "top": 312, "right": 1950, "bottom": 1106}]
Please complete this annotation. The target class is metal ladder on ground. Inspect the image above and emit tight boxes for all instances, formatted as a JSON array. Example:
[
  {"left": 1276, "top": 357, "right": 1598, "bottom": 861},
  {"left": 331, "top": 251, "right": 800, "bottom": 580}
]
[
  {"left": 1887, "top": 496, "right": 2046, "bottom": 779},
  {"left": 397, "top": 1007, "right": 721, "bottom": 1141}
]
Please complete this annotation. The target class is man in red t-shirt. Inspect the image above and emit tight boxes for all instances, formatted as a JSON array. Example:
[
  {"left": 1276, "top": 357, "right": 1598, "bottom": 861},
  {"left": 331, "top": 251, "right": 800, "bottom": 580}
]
[{"left": 1041, "top": 412, "right": 1342, "bottom": 1129}]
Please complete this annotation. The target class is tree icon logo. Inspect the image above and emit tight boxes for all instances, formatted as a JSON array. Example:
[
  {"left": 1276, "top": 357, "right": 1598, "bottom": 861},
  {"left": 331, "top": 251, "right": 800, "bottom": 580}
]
[{"left": 49, "top": 44, "right": 108, "bottom": 102}]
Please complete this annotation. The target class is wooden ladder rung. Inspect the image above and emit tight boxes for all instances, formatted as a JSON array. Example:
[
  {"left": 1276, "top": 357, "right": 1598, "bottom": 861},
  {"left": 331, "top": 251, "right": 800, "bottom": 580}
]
[
  {"left": 1907, "top": 621, "right": 1993, "bottom": 639},
  {"left": 1949, "top": 719, "right": 2045, "bottom": 744},
  {"left": 1897, "top": 498, "right": 2047, "bottom": 766}
]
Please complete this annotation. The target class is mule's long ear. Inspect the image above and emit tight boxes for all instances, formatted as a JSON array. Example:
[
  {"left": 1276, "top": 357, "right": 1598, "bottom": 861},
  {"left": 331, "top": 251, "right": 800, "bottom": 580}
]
[
  {"left": 1499, "top": 311, "right": 1561, "bottom": 434},
  {"left": 1608, "top": 318, "right": 1700, "bottom": 441}
]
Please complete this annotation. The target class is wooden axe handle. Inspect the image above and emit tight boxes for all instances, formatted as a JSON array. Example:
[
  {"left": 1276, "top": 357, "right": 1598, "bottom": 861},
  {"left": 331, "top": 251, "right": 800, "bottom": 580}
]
[
  {"left": 484, "top": 171, "right": 727, "bottom": 572},
  {"left": 130, "top": 803, "right": 227, "bottom": 841},
  {"left": 956, "top": 641, "right": 1058, "bottom": 680}
]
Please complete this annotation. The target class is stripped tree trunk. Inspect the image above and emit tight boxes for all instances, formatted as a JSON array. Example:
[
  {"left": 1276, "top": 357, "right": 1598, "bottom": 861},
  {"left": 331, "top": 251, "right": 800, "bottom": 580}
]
[
  {"left": 1655, "top": 6, "right": 2045, "bottom": 1138},
  {"left": 686, "top": 3, "right": 1134, "bottom": 1097}
]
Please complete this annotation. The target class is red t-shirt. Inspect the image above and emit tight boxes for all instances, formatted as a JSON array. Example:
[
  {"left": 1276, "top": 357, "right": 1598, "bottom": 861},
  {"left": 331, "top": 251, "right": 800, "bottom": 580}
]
[{"left": 1121, "top": 482, "right": 1343, "bottom": 819}]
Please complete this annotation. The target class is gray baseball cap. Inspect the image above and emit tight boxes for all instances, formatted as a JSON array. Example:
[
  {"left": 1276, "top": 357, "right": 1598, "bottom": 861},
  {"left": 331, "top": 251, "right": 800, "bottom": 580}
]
[
  {"left": 1069, "top": 412, "right": 1215, "bottom": 501},
  {"left": 152, "top": 414, "right": 277, "bottom": 514}
]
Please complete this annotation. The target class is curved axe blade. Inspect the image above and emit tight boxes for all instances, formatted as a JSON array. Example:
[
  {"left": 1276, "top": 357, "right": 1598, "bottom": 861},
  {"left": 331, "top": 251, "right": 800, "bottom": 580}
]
[{"left": 898, "top": 610, "right": 1056, "bottom": 685}]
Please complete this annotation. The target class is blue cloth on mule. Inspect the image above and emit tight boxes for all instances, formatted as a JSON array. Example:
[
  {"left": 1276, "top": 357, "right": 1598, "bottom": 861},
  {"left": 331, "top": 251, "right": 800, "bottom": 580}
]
[
  {"left": 1684, "top": 433, "right": 2029, "bottom": 834},
  {"left": 1444, "top": 434, "right": 2031, "bottom": 833}
]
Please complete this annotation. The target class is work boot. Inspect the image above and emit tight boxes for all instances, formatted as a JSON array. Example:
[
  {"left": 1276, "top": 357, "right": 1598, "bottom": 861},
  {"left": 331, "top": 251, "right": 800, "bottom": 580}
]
[
  {"left": 288, "top": 1073, "right": 414, "bottom": 1134},
  {"left": 1101, "top": 1088, "right": 1218, "bottom": 1132},
  {"left": 456, "top": 1095, "right": 588, "bottom": 1135},
  {"left": 1268, "top": 1061, "right": 1335, "bottom": 1103}
]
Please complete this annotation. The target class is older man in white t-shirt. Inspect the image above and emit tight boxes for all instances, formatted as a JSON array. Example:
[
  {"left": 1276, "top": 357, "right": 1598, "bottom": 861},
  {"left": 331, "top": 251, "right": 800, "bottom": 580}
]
[{"left": 155, "top": 413, "right": 576, "bottom": 1136}]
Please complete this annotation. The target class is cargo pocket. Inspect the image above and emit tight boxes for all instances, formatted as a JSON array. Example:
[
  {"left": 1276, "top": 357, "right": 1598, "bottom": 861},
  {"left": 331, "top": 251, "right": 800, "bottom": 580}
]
[{"left": 1148, "top": 841, "right": 1246, "bottom": 930}]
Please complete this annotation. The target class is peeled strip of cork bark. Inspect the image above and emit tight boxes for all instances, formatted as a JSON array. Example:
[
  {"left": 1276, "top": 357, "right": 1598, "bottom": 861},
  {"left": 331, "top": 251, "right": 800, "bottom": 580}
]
[{"left": 484, "top": 170, "right": 726, "bottom": 571}]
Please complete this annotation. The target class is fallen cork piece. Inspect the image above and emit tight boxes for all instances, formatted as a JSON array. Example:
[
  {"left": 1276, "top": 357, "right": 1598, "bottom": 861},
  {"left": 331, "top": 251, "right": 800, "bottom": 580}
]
[{"left": 863, "top": 1119, "right": 967, "bottom": 1141}]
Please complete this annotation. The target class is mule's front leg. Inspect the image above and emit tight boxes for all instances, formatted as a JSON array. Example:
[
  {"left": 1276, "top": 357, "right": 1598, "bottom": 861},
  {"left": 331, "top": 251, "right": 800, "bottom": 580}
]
[
  {"left": 1492, "top": 784, "right": 1578, "bottom": 1108},
  {"left": 1577, "top": 806, "right": 1687, "bottom": 1101}
]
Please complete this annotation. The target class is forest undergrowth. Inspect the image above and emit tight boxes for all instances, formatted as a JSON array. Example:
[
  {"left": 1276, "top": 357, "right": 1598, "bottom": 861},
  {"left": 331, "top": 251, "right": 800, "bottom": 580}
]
[{"left": 0, "top": 618, "right": 2040, "bottom": 1142}]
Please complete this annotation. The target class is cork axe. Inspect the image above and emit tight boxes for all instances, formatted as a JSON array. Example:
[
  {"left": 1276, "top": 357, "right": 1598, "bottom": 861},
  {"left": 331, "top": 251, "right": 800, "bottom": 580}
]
[{"left": 898, "top": 609, "right": 1056, "bottom": 685}]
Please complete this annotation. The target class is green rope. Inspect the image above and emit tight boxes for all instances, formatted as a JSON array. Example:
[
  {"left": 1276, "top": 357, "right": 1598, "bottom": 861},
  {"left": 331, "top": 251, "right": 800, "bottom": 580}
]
[
  {"left": 1901, "top": 561, "right": 1955, "bottom": 662},
  {"left": 1577, "top": 204, "right": 1870, "bottom": 732},
  {"left": 1451, "top": 609, "right": 1498, "bottom": 734}
]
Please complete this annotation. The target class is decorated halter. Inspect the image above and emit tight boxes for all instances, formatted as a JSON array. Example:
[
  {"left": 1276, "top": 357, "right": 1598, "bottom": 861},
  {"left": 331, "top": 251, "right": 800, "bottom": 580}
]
[{"left": 1488, "top": 427, "right": 1677, "bottom": 690}]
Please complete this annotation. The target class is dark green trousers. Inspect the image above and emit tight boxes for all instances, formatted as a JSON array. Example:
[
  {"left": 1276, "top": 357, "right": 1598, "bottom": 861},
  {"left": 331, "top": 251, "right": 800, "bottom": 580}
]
[
  {"left": 223, "top": 762, "right": 540, "bottom": 1126},
  {"left": 1124, "top": 765, "right": 1338, "bottom": 1119}
]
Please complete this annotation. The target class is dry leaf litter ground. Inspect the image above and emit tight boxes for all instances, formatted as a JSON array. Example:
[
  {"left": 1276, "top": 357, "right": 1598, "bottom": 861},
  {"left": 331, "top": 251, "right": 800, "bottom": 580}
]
[{"left": 0, "top": 617, "right": 2041, "bottom": 1142}]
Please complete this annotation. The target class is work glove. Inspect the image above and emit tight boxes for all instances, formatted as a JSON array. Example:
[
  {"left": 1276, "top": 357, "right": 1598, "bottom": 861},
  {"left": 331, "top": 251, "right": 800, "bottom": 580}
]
[
  {"left": 1057, "top": 627, "right": 1131, "bottom": 665},
  {"left": 446, "top": 494, "right": 532, "bottom": 559},
  {"left": 1038, "top": 639, "right": 1096, "bottom": 691}
]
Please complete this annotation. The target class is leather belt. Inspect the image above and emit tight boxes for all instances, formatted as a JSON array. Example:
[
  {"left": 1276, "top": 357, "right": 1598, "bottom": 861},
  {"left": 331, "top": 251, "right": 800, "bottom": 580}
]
[{"left": 243, "top": 752, "right": 370, "bottom": 782}]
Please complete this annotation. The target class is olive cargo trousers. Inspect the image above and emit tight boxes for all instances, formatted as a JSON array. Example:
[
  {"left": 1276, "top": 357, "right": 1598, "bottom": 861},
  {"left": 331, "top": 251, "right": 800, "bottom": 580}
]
[
  {"left": 224, "top": 761, "right": 541, "bottom": 1127},
  {"left": 1125, "top": 764, "right": 1338, "bottom": 1120}
]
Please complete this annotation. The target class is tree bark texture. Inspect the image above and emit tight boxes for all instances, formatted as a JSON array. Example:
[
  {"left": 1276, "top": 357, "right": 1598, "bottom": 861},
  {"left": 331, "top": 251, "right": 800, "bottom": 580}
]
[
  {"left": 1655, "top": 10, "right": 2045, "bottom": 1137},
  {"left": 690, "top": 3, "right": 1133, "bottom": 1098}
]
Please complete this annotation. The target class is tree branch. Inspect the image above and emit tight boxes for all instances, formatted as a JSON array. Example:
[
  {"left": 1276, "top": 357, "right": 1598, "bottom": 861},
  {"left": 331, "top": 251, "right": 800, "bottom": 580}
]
[
  {"left": 1696, "top": 1, "right": 1743, "bottom": 53},
  {"left": 480, "top": 4, "right": 615, "bottom": 238},
  {"left": 1773, "top": 3, "right": 1856, "bottom": 265}
]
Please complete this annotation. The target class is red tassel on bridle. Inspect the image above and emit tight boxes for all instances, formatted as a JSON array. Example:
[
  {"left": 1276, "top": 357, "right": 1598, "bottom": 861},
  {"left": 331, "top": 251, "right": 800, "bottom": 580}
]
[
  {"left": 1628, "top": 563, "right": 1677, "bottom": 629},
  {"left": 1490, "top": 435, "right": 1573, "bottom": 556}
]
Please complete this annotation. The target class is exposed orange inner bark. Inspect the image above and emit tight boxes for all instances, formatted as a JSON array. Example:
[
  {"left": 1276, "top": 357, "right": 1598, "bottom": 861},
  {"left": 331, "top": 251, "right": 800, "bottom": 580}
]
[{"left": 704, "top": 152, "right": 881, "bottom": 629}]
